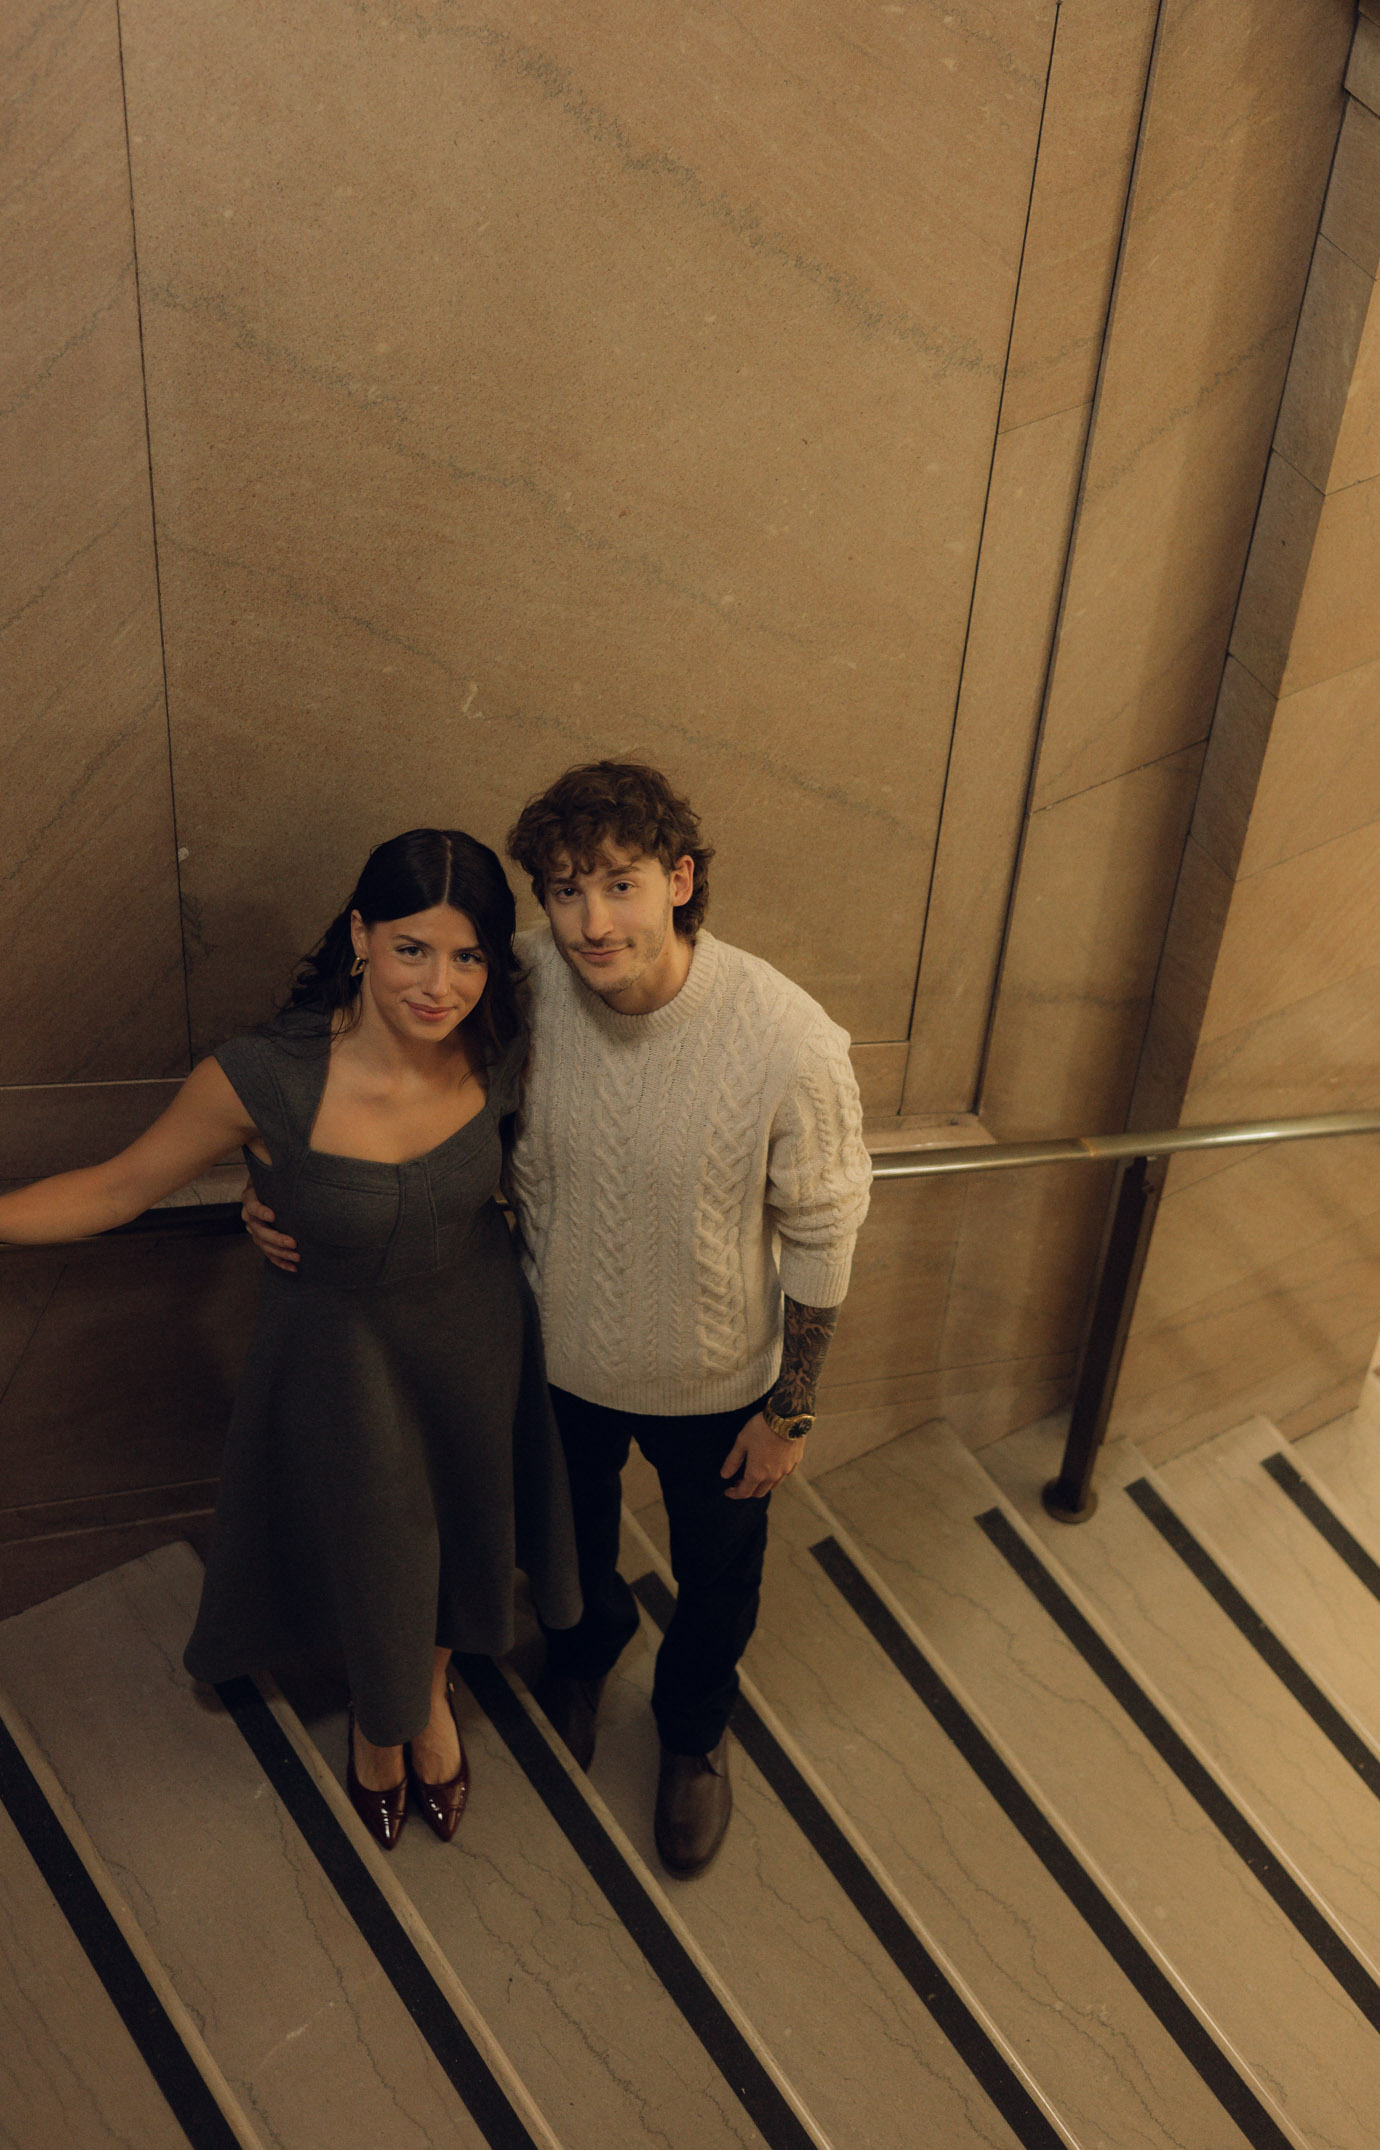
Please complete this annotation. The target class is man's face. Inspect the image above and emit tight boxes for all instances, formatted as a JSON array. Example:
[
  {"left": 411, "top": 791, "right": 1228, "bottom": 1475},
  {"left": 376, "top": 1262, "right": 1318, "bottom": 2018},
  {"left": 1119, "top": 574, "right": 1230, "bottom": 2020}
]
[{"left": 543, "top": 844, "right": 694, "bottom": 1006}]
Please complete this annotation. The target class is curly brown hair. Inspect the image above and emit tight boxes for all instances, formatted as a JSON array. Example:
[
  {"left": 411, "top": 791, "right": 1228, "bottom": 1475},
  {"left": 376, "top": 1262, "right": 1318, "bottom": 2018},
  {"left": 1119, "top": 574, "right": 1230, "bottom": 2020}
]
[{"left": 506, "top": 761, "right": 714, "bottom": 937}]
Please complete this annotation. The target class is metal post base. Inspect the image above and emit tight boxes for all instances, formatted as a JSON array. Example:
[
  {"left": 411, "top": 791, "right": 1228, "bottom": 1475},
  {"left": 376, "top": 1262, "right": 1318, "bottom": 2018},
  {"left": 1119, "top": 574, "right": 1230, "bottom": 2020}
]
[{"left": 1041, "top": 1477, "right": 1098, "bottom": 1524}]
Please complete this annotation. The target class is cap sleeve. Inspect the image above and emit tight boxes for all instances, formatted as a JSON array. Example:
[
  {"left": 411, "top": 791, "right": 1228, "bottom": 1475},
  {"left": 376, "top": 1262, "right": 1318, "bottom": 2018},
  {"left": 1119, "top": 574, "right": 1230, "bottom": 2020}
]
[{"left": 213, "top": 1033, "right": 301, "bottom": 1162}]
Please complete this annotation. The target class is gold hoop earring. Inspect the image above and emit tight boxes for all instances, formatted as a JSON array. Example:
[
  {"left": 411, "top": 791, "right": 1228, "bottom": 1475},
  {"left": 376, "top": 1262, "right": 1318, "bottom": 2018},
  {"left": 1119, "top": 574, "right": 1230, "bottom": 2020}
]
[{"left": 350, "top": 955, "right": 367, "bottom": 976}]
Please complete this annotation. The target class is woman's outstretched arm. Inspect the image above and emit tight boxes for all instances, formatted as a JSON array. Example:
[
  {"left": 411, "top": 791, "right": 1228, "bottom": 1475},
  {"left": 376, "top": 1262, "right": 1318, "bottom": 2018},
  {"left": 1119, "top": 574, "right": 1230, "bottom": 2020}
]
[{"left": 0, "top": 1058, "right": 259, "bottom": 1246}]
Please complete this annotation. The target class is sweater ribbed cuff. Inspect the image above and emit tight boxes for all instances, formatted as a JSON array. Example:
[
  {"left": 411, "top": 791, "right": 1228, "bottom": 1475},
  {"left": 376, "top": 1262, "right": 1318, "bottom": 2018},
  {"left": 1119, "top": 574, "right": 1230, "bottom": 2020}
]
[{"left": 777, "top": 1242, "right": 856, "bottom": 1309}]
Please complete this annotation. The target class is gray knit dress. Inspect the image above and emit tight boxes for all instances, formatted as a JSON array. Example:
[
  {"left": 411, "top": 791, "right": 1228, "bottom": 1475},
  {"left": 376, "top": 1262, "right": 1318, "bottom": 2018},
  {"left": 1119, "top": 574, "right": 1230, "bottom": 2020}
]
[{"left": 182, "top": 1021, "right": 581, "bottom": 1744}]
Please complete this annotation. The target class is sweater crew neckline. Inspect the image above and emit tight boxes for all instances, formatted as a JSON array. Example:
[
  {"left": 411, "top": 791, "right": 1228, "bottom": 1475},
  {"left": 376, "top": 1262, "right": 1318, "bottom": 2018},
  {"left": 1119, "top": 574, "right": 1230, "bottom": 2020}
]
[{"left": 571, "top": 928, "right": 721, "bottom": 1038}]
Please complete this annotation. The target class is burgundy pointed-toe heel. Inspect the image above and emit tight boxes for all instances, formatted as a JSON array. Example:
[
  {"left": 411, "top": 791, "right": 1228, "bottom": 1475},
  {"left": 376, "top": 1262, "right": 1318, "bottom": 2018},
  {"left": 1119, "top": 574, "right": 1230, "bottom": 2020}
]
[
  {"left": 407, "top": 1688, "right": 470, "bottom": 1843},
  {"left": 346, "top": 1707, "right": 407, "bottom": 1851}
]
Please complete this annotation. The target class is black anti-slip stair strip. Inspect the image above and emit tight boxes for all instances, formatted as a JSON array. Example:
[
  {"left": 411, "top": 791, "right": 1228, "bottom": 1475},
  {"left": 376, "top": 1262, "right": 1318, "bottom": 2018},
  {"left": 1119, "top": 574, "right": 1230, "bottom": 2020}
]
[
  {"left": 216, "top": 1677, "right": 538, "bottom": 2150},
  {"left": 1260, "top": 1450, "right": 1380, "bottom": 1601},
  {"left": 457, "top": 1653, "right": 817, "bottom": 2150},
  {"left": 809, "top": 1532, "right": 1295, "bottom": 2150},
  {"left": 979, "top": 1504, "right": 1380, "bottom": 2035},
  {"left": 1126, "top": 1474, "right": 1380, "bottom": 1802},
  {"left": 0, "top": 1712, "right": 240, "bottom": 2150},
  {"left": 630, "top": 1568, "right": 1066, "bottom": 2150}
]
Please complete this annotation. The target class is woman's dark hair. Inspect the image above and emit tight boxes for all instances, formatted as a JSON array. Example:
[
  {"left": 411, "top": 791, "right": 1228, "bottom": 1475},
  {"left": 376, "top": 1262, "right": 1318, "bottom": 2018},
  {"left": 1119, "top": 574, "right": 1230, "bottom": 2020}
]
[{"left": 271, "top": 828, "right": 524, "bottom": 1060}]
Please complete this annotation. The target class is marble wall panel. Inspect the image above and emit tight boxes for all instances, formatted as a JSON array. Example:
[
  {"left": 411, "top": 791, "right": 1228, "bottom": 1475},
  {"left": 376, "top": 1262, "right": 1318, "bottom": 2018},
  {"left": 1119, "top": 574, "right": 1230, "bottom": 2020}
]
[
  {"left": 1126, "top": 835, "right": 1234, "bottom": 1130},
  {"left": 1115, "top": 1150, "right": 1380, "bottom": 1461},
  {"left": 824, "top": 1178, "right": 966, "bottom": 1389},
  {"left": 1194, "top": 817, "right": 1380, "bottom": 1053},
  {"left": 1228, "top": 453, "right": 1326, "bottom": 697},
  {"left": 849, "top": 1044, "right": 908, "bottom": 1121},
  {"left": 117, "top": 0, "right": 1056, "bottom": 1053},
  {"left": 1027, "top": 0, "right": 1351, "bottom": 809},
  {"left": 1115, "top": 22, "right": 1380, "bottom": 1461},
  {"left": 1275, "top": 239, "right": 1377, "bottom": 493},
  {"left": 980, "top": 0, "right": 1349, "bottom": 1196},
  {"left": 0, "top": 1080, "right": 182, "bottom": 1177},
  {"left": 0, "top": 1237, "right": 257, "bottom": 1509},
  {"left": 1325, "top": 280, "right": 1380, "bottom": 493},
  {"left": 812, "top": 1351, "right": 1076, "bottom": 1472},
  {"left": 1235, "top": 655, "right": 1380, "bottom": 878},
  {"left": 1181, "top": 959, "right": 1380, "bottom": 1128},
  {"left": 1351, "top": 14, "right": 1380, "bottom": 110},
  {"left": 1220, "top": 449, "right": 1324, "bottom": 692},
  {"left": 962, "top": 2, "right": 1350, "bottom": 1449},
  {"left": 1133, "top": 1138, "right": 1380, "bottom": 1329},
  {"left": 980, "top": 745, "right": 1205, "bottom": 1139},
  {"left": 904, "top": 402, "right": 1088, "bottom": 1114},
  {"left": 1, "top": 0, "right": 186, "bottom": 1085},
  {"left": 1274, "top": 471, "right": 1380, "bottom": 696},
  {"left": 940, "top": 1163, "right": 1111, "bottom": 1370},
  {"left": 0, "top": 1517, "right": 214, "bottom": 1624},
  {"left": 998, "top": 0, "right": 1159, "bottom": 433},
  {"left": 1322, "top": 97, "right": 1380, "bottom": 276},
  {"left": 1188, "top": 659, "right": 1276, "bottom": 880},
  {"left": 0, "top": 1249, "right": 64, "bottom": 1406}
]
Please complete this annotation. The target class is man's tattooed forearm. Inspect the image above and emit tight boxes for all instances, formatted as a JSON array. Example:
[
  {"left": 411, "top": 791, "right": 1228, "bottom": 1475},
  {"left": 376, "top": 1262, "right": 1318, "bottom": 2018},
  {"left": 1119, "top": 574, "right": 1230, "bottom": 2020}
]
[{"left": 769, "top": 1298, "right": 839, "bottom": 1418}]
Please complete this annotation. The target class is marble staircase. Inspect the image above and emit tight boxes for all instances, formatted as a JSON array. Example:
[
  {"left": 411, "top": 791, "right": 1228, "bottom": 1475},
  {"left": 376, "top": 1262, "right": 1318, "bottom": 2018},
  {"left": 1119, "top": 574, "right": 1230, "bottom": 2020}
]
[{"left": 7, "top": 1405, "right": 1380, "bottom": 2148}]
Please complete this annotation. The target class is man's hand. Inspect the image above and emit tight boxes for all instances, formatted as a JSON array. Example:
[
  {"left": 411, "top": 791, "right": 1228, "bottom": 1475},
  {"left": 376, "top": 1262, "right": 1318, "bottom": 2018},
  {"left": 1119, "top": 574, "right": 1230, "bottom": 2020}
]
[
  {"left": 720, "top": 1412, "right": 804, "bottom": 1501},
  {"left": 242, "top": 1187, "right": 301, "bottom": 1272}
]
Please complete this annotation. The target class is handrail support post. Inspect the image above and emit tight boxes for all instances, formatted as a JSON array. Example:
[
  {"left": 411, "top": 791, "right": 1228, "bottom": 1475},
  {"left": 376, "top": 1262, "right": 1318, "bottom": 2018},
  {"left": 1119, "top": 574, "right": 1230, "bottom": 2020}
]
[{"left": 1042, "top": 1152, "right": 1167, "bottom": 1523}]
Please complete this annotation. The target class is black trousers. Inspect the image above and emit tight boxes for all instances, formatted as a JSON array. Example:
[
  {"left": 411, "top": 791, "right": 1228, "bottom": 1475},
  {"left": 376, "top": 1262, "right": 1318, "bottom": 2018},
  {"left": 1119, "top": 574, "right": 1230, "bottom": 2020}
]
[{"left": 542, "top": 1385, "right": 772, "bottom": 1754}]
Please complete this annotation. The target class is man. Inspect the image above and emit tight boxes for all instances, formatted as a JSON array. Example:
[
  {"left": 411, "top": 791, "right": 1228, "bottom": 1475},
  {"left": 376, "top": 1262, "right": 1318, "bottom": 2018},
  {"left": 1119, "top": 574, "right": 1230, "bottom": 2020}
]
[
  {"left": 505, "top": 760, "right": 870, "bottom": 1874},
  {"left": 249, "top": 761, "right": 870, "bottom": 1876}
]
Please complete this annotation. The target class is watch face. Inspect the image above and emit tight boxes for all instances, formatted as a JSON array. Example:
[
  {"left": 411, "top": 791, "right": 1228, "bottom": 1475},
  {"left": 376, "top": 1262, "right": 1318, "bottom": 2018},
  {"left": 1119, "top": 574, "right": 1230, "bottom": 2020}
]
[{"left": 785, "top": 1415, "right": 814, "bottom": 1439}]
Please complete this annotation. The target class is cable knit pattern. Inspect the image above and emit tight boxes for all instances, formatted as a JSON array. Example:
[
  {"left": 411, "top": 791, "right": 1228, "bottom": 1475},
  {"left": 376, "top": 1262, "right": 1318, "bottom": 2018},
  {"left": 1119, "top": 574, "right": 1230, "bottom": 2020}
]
[{"left": 509, "top": 925, "right": 872, "bottom": 1414}]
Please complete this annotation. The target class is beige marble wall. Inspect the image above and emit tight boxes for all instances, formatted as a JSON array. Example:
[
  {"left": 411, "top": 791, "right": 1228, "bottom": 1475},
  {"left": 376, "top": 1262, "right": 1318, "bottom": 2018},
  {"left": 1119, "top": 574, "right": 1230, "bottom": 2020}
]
[
  {"left": 2, "top": 1, "right": 1363, "bottom": 1602},
  {"left": 982, "top": 0, "right": 1353, "bottom": 1147},
  {"left": 115, "top": 0, "right": 1056, "bottom": 1063},
  {"left": 0, "top": 0, "right": 185, "bottom": 1092},
  {"left": 1116, "top": 53, "right": 1380, "bottom": 1461},
  {"left": 932, "top": 0, "right": 1355, "bottom": 1445},
  {"left": 3, "top": 0, "right": 1070, "bottom": 1600},
  {"left": 904, "top": 0, "right": 1159, "bottom": 1117},
  {"left": 821, "top": 0, "right": 1160, "bottom": 1446}
]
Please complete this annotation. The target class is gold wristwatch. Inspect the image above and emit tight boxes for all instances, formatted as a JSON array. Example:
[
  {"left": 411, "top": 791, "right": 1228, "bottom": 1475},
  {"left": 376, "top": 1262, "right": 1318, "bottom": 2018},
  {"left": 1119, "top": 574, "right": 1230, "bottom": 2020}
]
[{"left": 763, "top": 1405, "right": 814, "bottom": 1441}]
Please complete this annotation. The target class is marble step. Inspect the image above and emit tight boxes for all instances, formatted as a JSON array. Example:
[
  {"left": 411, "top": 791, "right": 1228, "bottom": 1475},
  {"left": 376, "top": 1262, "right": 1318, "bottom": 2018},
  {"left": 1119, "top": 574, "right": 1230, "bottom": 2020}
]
[
  {"left": 1295, "top": 1380, "right": 1380, "bottom": 1542},
  {"left": 0, "top": 1543, "right": 555, "bottom": 2150},
  {"left": 0, "top": 1690, "right": 266, "bottom": 2150},
  {"left": 576, "top": 1508, "right": 1042, "bottom": 2150},
  {"left": 1158, "top": 1416, "right": 1380, "bottom": 1749},
  {"left": 278, "top": 1669, "right": 784, "bottom": 2150},
  {"left": 635, "top": 1487, "right": 1245, "bottom": 2150},
  {"left": 813, "top": 1420, "right": 1380, "bottom": 2150},
  {"left": 0, "top": 1751, "right": 234, "bottom": 2150},
  {"left": 983, "top": 1421, "right": 1380, "bottom": 1993}
]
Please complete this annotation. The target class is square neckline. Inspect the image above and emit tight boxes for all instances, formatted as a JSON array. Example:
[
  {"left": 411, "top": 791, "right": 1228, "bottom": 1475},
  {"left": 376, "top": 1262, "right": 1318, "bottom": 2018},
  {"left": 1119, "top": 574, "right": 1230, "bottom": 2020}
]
[{"left": 300, "top": 1036, "right": 494, "bottom": 1171}]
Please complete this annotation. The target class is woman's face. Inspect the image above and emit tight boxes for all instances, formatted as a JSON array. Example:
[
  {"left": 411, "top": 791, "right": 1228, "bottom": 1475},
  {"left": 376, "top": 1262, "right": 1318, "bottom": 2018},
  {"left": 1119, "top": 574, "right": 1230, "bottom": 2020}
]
[{"left": 350, "top": 904, "right": 489, "bottom": 1043}]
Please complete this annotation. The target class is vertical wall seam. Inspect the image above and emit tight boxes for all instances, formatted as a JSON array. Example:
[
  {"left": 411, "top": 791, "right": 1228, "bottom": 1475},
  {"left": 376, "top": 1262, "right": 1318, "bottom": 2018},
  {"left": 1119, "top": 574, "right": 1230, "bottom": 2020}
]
[
  {"left": 112, "top": 0, "right": 194, "bottom": 1074},
  {"left": 971, "top": 0, "right": 1171, "bottom": 1126},
  {"left": 899, "top": 1, "right": 1063, "bottom": 1092},
  {"left": 1122, "top": 43, "right": 1357, "bottom": 1136}
]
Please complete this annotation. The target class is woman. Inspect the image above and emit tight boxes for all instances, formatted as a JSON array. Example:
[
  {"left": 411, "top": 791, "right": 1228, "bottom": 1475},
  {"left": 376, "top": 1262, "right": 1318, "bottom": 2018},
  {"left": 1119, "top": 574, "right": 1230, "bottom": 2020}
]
[{"left": 0, "top": 828, "right": 581, "bottom": 1850}]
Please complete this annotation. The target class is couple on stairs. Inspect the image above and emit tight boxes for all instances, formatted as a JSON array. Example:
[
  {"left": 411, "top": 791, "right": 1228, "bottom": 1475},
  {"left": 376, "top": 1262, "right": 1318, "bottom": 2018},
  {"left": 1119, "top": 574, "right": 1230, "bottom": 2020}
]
[
  {"left": 245, "top": 758, "right": 873, "bottom": 1873},
  {"left": 0, "top": 758, "right": 870, "bottom": 1881}
]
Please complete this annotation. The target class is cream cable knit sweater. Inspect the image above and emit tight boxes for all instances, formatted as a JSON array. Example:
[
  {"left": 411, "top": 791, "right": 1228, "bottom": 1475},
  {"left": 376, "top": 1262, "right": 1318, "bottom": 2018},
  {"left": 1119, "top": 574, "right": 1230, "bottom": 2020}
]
[{"left": 509, "top": 924, "right": 872, "bottom": 1415}]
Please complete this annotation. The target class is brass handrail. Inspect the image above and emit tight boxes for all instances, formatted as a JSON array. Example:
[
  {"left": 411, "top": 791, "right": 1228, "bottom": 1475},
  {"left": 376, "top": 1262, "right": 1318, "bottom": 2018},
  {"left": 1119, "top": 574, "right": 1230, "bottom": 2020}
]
[
  {"left": 865, "top": 1106, "right": 1380, "bottom": 1525},
  {"left": 102, "top": 1107, "right": 1380, "bottom": 1519},
  {"left": 869, "top": 1109, "right": 1380, "bottom": 1178}
]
